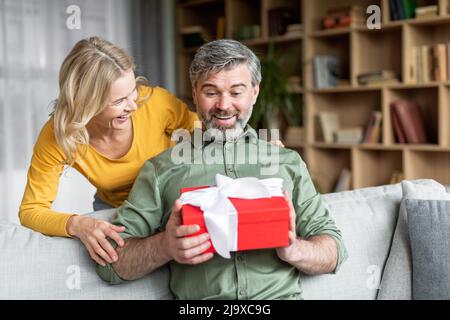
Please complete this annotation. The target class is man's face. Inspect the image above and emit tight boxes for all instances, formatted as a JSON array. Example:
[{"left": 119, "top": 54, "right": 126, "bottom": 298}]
[{"left": 192, "top": 64, "right": 259, "bottom": 138}]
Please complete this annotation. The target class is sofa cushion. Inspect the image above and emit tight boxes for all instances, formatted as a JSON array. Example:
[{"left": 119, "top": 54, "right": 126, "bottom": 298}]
[
  {"left": 301, "top": 183, "right": 402, "bottom": 300},
  {"left": 406, "top": 199, "right": 450, "bottom": 300},
  {"left": 0, "top": 209, "right": 172, "bottom": 300},
  {"left": 377, "top": 180, "right": 450, "bottom": 300}
]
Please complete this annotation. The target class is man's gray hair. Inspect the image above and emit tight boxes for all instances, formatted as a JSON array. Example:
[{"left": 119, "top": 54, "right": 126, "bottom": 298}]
[{"left": 189, "top": 39, "right": 261, "bottom": 87}]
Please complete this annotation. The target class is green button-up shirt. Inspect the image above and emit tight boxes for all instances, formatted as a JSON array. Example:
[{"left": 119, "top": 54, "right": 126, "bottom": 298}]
[{"left": 97, "top": 126, "right": 347, "bottom": 300}]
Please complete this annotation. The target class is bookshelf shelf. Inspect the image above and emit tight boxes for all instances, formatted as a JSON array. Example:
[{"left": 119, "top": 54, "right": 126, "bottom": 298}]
[
  {"left": 177, "top": 0, "right": 450, "bottom": 193},
  {"left": 407, "top": 15, "right": 450, "bottom": 26},
  {"left": 359, "top": 144, "right": 404, "bottom": 150},
  {"left": 242, "top": 34, "right": 303, "bottom": 47},
  {"left": 353, "top": 149, "right": 403, "bottom": 188},
  {"left": 310, "top": 85, "right": 379, "bottom": 93},
  {"left": 312, "top": 142, "right": 354, "bottom": 149},
  {"left": 309, "top": 27, "right": 352, "bottom": 38},
  {"left": 356, "top": 23, "right": 402, "bottom": 33},
  {"left": 179, "top": 0, "right": 224, "bottom": 8}
]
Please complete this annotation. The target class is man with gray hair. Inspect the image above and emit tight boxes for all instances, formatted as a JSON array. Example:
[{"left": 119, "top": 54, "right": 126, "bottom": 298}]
[{"left": 96, "top": 39, "right": 347, "bottom": 299}]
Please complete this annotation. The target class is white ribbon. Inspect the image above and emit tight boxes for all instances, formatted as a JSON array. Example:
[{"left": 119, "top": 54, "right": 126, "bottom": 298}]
[{"left": 180, "top": 174, "right": 284, "bottom": 259}]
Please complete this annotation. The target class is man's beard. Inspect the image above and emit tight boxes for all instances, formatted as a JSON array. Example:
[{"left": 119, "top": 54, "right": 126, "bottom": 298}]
[{"left": 199, "top": 106, "right": 253, "bottom": 142}]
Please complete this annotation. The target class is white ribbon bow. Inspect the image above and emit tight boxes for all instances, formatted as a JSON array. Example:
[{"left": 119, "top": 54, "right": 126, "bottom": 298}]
[{"left": 180, "top": 174, "right": 284, "bottom": 259}]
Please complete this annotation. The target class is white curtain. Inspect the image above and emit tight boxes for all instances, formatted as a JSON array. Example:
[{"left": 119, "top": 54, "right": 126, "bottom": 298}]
[{"left": 0, "top": 0, "right": 135, "bottom": 223}]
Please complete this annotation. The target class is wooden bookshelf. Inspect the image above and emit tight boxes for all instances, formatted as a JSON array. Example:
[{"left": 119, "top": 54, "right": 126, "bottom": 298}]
[{"left": 176, "top": 0, "right": 450, "bottom": 193}]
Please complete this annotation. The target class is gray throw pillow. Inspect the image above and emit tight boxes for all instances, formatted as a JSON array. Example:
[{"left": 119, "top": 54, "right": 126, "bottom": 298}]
[
  {"left": 406, "top": 199, "right": 450, "bottom": 300},
  {"left": 377, "top": 180, "right": 450, "bottom": 300}
]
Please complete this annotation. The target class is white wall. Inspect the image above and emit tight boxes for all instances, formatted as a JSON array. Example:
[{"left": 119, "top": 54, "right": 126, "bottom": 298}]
[{"left": 0, "top": 0, "right": 136, "bottom": 223}]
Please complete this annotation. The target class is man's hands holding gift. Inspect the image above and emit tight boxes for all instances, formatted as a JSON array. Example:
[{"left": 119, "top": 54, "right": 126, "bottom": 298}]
[
  {"left": 276, "top": 191, "right": 303, "bottom": 264},
  {"left": 163, "top": 200, "right": 214, "bottom": 265},
  {"left": 276, "top": 191, "right": 339, "bottom": 274}
]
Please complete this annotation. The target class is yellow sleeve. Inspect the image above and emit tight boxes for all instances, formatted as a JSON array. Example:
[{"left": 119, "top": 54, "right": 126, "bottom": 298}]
[
  {"left": 19, "top": 120, "right": 75, "bottom": 237},
  {"left": 151, "top": 87, "right": 199, "bottom": 134}
]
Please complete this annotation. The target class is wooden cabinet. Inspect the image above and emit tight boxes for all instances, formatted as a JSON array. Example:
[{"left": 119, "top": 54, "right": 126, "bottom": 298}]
[{"left": 177, "top": 0, "right": 450, "bottom": 192}]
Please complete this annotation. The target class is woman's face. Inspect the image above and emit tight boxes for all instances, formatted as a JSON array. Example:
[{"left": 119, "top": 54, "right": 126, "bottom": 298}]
[{"left": 91, "top": 68, "right": 138, "bottom": 132}]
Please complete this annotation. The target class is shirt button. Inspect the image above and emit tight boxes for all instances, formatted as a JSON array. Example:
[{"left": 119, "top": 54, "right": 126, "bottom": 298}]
[
  {"left": 237, "top": 255, "right": 243, "bottom": 262},
  {"left": 239, "top": 289, "right": 246, "bottom": 296}
]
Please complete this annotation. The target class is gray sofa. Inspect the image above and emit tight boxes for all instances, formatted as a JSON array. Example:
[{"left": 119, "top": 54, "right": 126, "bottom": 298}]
[{"left": 0, "top": 179, "right": 446, "bottom": 299}]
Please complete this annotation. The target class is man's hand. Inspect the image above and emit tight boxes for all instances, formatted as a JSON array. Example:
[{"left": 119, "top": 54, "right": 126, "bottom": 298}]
[
  {"left": 162, "top": 199, "right": 214, "bottom": 265},
  {"left": 276, "top": 191, "right": 303, "bottom": 264}
]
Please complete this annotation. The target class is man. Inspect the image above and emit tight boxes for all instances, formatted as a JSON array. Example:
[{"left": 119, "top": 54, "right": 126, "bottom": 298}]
[{"left": 97, "top": 39, "right": 347, "bottom": 299}]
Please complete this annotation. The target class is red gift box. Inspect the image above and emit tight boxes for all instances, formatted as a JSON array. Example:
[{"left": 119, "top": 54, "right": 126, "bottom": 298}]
[{"left": 181, "top": 186, "right": 290, "bottom": 255}]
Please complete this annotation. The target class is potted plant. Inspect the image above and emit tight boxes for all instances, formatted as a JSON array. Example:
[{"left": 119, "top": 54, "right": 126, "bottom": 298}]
[{"left": 249, "top": 42, "right": 302, "bottom": 142}]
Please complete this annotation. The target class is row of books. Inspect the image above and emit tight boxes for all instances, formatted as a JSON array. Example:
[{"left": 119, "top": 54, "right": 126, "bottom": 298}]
[
  {"left": 389, "top": 0, "right": 417, "bottom": 20},
  {"left": 317, "top": 100, "right": 429, "bottom": 145},
  {"left": 391, "top": 100, "right": 428, "bottom": 144},
  {"left": 390, "top": 0, "right": 439, "bottom": 21},
  {"left": 410, "top": 43, "right": 450, "bottom": 83},
  {"left": 316, "top": 111, "right": 382, "bottom": 145}
]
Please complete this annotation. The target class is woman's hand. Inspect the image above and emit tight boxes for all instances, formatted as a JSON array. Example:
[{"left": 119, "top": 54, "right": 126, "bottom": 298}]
[
  {"left": 270, "top": 140, "right": 285, "bottom": 148},
  {"left": 67, "top": 215, "right": 126, "bottom": 266}
]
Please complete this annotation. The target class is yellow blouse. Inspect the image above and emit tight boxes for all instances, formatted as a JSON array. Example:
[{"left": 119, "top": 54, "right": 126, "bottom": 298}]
[{"left": 19, "top": 86, "right": 198, "bottom": 237}]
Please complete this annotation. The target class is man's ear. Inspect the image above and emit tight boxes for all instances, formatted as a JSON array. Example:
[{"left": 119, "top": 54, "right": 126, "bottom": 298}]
[
  {"left": 192, "top": 86, "right": 198, "bottom": 105},
  {"left": 252, "top": 84, "right": 260, "bottom": 105}
]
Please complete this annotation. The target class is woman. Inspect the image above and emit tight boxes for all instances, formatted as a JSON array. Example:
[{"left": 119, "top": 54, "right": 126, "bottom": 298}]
[{"left": 19, "top": 37, "right": 198, "bottom": 266}]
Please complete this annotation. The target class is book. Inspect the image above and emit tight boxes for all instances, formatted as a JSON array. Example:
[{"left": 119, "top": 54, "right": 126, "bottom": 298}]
[
  {"left": 268, "top": 7, "right": 296, "bottom": 36},
  {"left": 448, "top": 44, "right": 450, "bottom": 82},
  {"left": 357, "top": 70, "right": 397, "bottom": 85},
  {"left": 334, "top": 127, "right": 363, "bottom": 144},
  {"left": 389, "top": 171, "right": 405, "bottom": 184},
  {"left": 435, "top": 44, "right": 447, "bottom": 82},
  {"left": 395, "top": 0, "right": 405, "bottom": 20},
  {"left": 421, "top": 45, "right": 432, "bottom": 82},
  {"left": 313, "top": 55, "right": 340, "bottom": 89},
  {"left": 415, "top": 5, "right": 439, "bottom": 19},
  {"left": 363, "top": 111, "right": 382, "bottom": 143},
  {"left": 402, "top": 0, "right": 417, "bottom": 19},
  {"left": 410, "top": 46, "right": 420, "bottom": 83},
  {"left": 286, "top": 23, "right": 303, "bottom": 33},
  {"left": 391, "top": 106, "right": 407, "bottom": 143},
  {"left": 390, "top": 0, "right": 399, "bottom": 21},
  {"left": 333, "top": 168, "right": 352, "bottom": 192},
  {"left": 317, "top": 112, "right": 339, "bottom": 143},
  {"left": 390, "top": 100, "right": 428, "bottom": 144}
]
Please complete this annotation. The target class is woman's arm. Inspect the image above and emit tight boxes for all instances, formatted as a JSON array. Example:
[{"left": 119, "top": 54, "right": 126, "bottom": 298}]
[
  {"left": 19, "top": 120, "right": 74, "bottom": 236},
  {"left": 20, "top": 120, "right": 124, "bottom": 266}
]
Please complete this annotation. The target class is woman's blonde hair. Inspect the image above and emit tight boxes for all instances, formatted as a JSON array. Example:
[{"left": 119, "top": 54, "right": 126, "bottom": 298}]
[{"left": 52, "top": 36, "right": 147, "bottom": 165}]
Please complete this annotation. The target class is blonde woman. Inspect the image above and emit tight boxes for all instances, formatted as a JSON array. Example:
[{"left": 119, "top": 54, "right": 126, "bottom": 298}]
[{"left": 19, "top": 37, "right": 198, "bottom": 267}]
